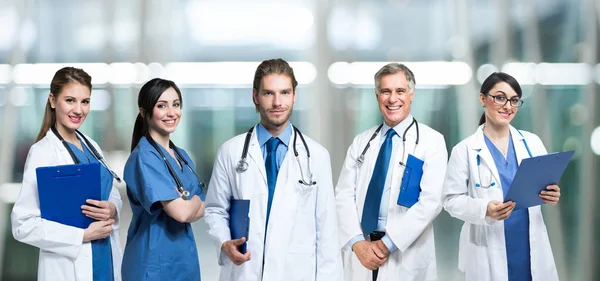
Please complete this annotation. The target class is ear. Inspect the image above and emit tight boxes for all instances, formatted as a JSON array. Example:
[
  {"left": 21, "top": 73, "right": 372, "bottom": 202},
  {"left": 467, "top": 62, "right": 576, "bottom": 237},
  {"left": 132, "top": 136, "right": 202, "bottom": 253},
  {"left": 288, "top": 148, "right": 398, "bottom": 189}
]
[
  {"left": 479, "top": 93, "right": 486, "bottom": 107},
  {"left": 139, "top": 107, "right": 145, "bottom": 118},
  {"left": 252, "top": 88, "right": 259, "bottom": 106},
  {"left": 292, "top": 88, "right": 297, "bottom": 103},
  {"left": 48, "top": 93, "right": 56, "bottom": 109}
]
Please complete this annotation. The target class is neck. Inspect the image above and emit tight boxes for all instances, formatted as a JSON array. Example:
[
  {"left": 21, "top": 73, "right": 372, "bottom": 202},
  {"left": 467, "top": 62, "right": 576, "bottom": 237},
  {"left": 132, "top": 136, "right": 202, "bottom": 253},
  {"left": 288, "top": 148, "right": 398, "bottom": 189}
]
[
  {"left": 149, "top": 130, "right": 170, "bottom": 150},
  {"left": 261, "top": 120, "right": 289, "bottom": 137},
  {"left": 483, "top": 121, "right": 510, "bottom": 141},
  {"left": 55, "top": 124, "right": 79, "bottom": 144}
]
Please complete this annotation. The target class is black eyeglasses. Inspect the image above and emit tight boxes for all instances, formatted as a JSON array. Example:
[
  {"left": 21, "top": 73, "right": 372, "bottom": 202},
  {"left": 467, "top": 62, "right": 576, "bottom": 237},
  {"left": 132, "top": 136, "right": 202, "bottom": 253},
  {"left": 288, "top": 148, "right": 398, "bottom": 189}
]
[{"left": 484, "top": 93, "right": 524, "bottom": 108}]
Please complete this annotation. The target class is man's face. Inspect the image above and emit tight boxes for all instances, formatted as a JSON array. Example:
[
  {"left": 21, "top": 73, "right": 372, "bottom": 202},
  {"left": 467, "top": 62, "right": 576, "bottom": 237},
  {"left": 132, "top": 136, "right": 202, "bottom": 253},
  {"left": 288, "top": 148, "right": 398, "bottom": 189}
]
[
  {"left": 253, "top": 74, "right": 296, "bottom": 132},
  {"left": 376, "top": 72, "right": 414, "bottom": 127}
]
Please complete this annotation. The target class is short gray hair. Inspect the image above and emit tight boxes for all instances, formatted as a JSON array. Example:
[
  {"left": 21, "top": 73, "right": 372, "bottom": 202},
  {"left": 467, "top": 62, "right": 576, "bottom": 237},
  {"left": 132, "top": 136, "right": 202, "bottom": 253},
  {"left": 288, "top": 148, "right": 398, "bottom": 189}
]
[{"left": 374, "top": 63, "right": 416, "bottom": 91}]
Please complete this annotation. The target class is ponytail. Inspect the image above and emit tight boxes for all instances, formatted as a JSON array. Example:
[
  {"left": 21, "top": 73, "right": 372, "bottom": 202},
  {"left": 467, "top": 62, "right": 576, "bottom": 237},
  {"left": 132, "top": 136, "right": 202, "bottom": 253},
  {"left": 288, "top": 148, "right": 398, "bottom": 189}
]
[
  {"left": 35, "top": 100, "right": 56, "bottom": 142},
  {"left": 479, "top": 112, "right": 486, "bottom": 126},
  {"left": 131, "top": 113, "right": 147, "bottom": 152}
]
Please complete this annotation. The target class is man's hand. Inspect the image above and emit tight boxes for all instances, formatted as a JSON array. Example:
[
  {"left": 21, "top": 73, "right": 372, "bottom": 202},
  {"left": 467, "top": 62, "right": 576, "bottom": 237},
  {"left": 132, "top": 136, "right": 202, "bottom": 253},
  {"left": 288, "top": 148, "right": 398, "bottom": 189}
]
[
  {"left": 352, "top": 241, "right": 387, "bottom": 270},
  {"left": 221, "top": 237, "right": 251, "bottom": 266},
  {"left": 372, "top": 240, "right": 390, "bottom": 258}
]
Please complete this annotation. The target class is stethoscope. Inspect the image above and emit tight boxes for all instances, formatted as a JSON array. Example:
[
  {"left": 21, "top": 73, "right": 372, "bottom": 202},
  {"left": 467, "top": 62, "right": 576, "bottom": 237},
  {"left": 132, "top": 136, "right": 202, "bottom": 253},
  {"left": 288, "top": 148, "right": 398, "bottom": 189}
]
[
  {"left": 51, "top": 126, "right": 122, "bottom": 183},
  {"left": 145, "top": 135, "right": 206, "bottom": 200},
  {"left": 474, "top": 129, "right": 533, "bottom": 188},
  {"left": 236, "top": 125, "right": 316, "bottom": 186},
  {"left": 357, "top": 117, "right": 420, "bottom": 167}
]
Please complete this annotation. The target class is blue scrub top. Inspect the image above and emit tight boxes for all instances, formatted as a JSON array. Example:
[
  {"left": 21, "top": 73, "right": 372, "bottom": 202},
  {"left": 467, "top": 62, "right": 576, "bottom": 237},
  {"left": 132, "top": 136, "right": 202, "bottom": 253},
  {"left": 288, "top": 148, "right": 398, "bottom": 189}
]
[
  {"left": 67, "top": 142, "right": 114, "bottom": 281},
  {"left": 122, "top": 137, "right": 204, "bottom": 281},
  {"left": 484, "top": 135, "right": 532, "bottom": 281}
]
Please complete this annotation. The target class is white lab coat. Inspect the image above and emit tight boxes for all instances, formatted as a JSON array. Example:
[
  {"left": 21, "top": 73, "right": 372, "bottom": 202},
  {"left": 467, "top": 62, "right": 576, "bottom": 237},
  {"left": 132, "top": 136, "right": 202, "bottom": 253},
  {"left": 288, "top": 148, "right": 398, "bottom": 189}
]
[
  {"left": 336, "top": 122, "right": 448, "bottom": 281},
  {"left": 204, "top": 125, "right": 343, "bottom": 281},
  {"left": 442, "top": 125, "right": 558, "bottom": 281},
  {"left": 11, "top": 129, "right": 123, "bottom": 281}
]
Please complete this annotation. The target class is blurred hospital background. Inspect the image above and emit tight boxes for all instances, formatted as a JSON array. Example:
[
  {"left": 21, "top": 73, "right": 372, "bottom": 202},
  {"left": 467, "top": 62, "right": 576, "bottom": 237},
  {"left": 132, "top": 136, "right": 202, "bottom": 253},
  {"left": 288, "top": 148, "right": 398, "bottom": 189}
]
[{"left": 0, "top": 0, "right": 599, "bottom": 280}]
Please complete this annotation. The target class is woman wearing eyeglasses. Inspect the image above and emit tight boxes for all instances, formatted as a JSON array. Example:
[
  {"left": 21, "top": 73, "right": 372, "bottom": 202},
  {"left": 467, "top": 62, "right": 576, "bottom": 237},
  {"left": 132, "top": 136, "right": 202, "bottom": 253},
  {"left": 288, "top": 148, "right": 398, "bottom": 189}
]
[{"left": 442, "top": 72, "right": 560, "bottom": 281}]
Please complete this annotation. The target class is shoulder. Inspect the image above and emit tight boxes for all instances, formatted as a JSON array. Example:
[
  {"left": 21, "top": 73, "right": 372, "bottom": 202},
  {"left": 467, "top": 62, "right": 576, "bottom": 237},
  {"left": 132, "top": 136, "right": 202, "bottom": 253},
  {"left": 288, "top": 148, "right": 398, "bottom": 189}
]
[
  {"left": 299, "top": 133, "right": 330, "bottom": 159},
  {"left": 216, "top": 132, "right": 248, "bottom": 157},
  {"left": 80, "top": 133, "right": 103, "bottom": 154},
  {"left": 127, "top": 137, "right": 161, "bottom": 164},
  {"left": 516, "top": 129, "right": 542, "bottom": 143}
]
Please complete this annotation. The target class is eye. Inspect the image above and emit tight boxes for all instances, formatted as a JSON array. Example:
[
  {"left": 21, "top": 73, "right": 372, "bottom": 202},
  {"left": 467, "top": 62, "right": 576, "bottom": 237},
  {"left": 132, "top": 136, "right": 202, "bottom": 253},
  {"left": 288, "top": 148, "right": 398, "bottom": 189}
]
[
  {"left": 282, "top": 91, "right": 289, "bottom": 95},
  {"left": 495, "top": 96, "right": 506, "bottom": 102},
  {"left": 82, "top": 100, "right": 90, "bottom": 104},
  {"left": 157, "top": 104, "right": 166, "bottom": 109},
  {"left": 65, "top": 98, "right": 74, "bottom": 103},
  {"left": 173, "top": 102, "right": 181, "bottom": 107},
  {"left": 380, "top": 89, "right": 390, "bottom": 95}
]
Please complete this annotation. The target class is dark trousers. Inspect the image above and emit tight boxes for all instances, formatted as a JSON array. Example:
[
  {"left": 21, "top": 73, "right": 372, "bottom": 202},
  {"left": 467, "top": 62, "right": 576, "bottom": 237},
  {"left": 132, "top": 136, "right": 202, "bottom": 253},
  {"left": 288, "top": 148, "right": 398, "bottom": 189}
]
[{"left": 369, "top": 231, "right": 386, "bottom": 281}]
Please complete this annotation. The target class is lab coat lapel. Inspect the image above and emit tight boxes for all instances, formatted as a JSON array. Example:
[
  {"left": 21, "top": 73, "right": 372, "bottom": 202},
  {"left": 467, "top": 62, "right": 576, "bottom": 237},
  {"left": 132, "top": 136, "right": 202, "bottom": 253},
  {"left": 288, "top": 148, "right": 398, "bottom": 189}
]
[
  {"left": 510, "top": 125, "right": 530, "bottom": 165},
  {"left": 470, "top": 127, "right": 501, "bottom": 188},
  {"left": 356, "top": 127, "right": 384, "bottom": 216},
  {"left": 247, "top": 126, "right": 268, "bottom": 186},
  {"left": 45, "top": 129, "right": 76, "bottom": 165}
]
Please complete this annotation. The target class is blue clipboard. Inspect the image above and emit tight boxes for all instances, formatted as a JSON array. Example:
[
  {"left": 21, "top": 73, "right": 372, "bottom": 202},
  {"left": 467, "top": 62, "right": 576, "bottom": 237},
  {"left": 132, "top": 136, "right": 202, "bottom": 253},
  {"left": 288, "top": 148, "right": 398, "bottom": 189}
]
[
  {"left": 397, "top": 154, "right": 424, "bottom": 208},
  {"left": 505, "top": 150, "right": 574, "bottom": 210},
  {"left": 36, "top": 163, "right": 101, "bottom": 229},
  {"left": 229, "top": 199, "right": 250, "bottom": 254}
]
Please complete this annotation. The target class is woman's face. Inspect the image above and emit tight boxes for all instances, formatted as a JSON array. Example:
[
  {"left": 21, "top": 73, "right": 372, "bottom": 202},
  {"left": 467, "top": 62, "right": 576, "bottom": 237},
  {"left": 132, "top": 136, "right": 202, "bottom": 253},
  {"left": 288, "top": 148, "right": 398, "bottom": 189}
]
[
  {"left": 146, "top": 87, "right": 182, "bottom": 137},
  {"left": 49, "top": 82, "right": 91, "bottom": 135},
  {"left": 480, "top": 81, "right": 520, "bottom": 127}
]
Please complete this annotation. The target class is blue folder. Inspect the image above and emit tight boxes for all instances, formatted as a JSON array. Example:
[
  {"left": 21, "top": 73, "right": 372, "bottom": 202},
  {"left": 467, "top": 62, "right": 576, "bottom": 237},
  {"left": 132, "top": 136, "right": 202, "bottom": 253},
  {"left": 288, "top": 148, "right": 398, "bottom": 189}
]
[
  {"left": 36, "top": 163, "right": 102, "bottom": 229},
  {"left": 397, "top": 154, "right": 424, "bottom": 208},
  {"left": 505, "top": 150, "right": 575, "bottom": 210},
  {"left": 229, "top": 199, "right": 250, "bottom": 254}
]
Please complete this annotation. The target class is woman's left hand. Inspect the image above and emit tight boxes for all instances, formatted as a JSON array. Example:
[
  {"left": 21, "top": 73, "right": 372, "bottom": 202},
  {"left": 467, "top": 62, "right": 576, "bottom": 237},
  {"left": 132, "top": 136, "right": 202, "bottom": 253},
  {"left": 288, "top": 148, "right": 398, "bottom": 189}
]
[
  {"left": 539, "top": 185, "right": 561, "bottom": 205},
  {"left": 82, "top": 199, "right": 116, "bottom": 221}
]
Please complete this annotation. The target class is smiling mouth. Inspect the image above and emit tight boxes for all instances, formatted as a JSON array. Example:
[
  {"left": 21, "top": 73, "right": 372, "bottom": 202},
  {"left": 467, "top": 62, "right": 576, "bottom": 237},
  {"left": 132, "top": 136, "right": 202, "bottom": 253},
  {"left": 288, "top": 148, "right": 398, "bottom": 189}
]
[
  {"left": 499, "top": 111, "right": 512, "bottom": 117},
  {"left": 386, "top": 105, "right": 401, "bottom": 111},
  {"left": 69, "top": 115, "right": 82, "bottom": 122},
  {"left": 163, "top": 119, "right": 177, "bottom": 125}
]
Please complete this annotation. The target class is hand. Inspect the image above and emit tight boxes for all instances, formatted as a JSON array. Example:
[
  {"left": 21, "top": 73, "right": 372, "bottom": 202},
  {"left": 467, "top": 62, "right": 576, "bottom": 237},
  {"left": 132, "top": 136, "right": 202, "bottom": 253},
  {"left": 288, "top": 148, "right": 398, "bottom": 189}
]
[
  {"left": 540, "top": 185, "right": 560, "bottom": 205},
  {"left": 486, "top": 200, "right": 515, "bottom": 220},
  {"left": 83, "top": 219, "right": 114, "bottom": 242},
  {"left": 352, "top": 241, "right": 387, "bottom": 270},
  {"left": 221, "top": 237, "right": 251, "bottom": 265},
  {"left": 373, "top": 240, "right": 390, "bottom": 258},
  {"left": 82, "top": 199, "right": 116, "bottom": 221}
]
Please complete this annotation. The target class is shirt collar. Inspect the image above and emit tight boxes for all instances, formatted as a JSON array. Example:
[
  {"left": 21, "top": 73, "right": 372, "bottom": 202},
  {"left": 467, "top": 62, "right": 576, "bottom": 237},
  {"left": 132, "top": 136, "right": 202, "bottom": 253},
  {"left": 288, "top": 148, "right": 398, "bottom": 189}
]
[
  {"left": 256, "top": 122, "right": 293, "bottom": 148},
  {"left": 381, "top": 114, "right": 414, "bottom": 140}
]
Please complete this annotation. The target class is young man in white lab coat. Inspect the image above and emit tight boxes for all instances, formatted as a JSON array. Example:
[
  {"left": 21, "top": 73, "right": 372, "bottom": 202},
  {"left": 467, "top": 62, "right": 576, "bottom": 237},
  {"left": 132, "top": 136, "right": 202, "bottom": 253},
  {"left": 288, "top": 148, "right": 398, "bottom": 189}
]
[
  {"left": 204, "top": 58, "right": 343, "bottom": 281},
  {"left": 336, "top": 63, "right": 448, "bottom": 281}
]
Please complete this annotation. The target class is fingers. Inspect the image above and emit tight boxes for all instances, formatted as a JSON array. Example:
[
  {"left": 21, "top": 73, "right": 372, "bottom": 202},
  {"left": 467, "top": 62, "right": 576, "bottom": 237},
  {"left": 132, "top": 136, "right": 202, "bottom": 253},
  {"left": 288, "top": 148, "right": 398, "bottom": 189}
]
[
  {"left": 488, "top": 201, "right": 515, "bottom": 220},
  {"left": 540, "top": 185, "right": 561, "bottom": 205},
  {"left": 81, "top": 205, "right": 111, "bottom": 220},
  {"left": 86, "top": 199, "right": 109, "bottom": 208},
  {"left": 370, "top": 242, "right": 386, "bottom": 259},
  {"left": 224, "top": 238, "right": 251, "bottom": 265},
  {"left": 232, "top": 237, "right": 246, "bottom": 246}
]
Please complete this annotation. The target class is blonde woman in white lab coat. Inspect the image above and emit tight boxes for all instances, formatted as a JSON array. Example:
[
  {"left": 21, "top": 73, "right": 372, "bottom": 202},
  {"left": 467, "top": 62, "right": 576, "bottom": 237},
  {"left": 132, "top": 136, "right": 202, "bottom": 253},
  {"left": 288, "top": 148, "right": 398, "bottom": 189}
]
[
  {"left": 11, "top": 67, "right": 122, "bottom": 281},
  {"left": 442, "top": 72, "right": 561, "bottom": 281}
]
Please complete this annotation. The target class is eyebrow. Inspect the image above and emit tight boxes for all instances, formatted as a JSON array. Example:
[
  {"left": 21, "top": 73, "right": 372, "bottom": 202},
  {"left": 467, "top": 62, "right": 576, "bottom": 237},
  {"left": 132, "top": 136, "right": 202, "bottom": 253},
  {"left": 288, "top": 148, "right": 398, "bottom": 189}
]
[
  {"left": 157, "top": 99, "right": 180, "bottom": 103},
  {"left": 494, "top": 91, "right": 519, "bottom": 99}
]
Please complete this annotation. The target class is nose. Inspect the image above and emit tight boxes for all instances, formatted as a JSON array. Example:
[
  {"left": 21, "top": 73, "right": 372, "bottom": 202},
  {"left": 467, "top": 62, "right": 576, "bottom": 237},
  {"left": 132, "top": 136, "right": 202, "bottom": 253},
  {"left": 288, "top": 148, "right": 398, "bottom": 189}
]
[
  {"left": 166, "top": 106, "right": 175, "bottom": 116},
  {"left": 73, "top": 102, "right": 82, "bottom": 115},
  {"left": 388, "top": 92, "right": 400, "bottom": 104},
  {"left": 272, "top": 93, "right": 282, "bottom": 107}
]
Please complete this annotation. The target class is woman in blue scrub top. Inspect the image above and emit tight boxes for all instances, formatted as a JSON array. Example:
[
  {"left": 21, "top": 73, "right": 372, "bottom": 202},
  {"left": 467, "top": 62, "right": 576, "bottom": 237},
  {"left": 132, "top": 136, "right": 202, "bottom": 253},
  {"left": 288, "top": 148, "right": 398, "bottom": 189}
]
[
  {"left": 122, "top": 78, "right": 205, "bottom": 281},
  {"left": 442, "top": 72, "right": 561, "bottom": 281},
  {"left": 11, "top": 66, "right": 123, "bottom": 281}
]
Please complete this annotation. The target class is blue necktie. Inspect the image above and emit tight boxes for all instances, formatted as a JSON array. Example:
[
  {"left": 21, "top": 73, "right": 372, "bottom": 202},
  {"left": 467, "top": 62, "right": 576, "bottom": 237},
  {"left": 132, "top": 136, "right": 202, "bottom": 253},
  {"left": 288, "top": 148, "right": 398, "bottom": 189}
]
[
  {"left": 361, "top": 129, "right": 396, "bottom": 235},
  {"left": 265, "top": 137, "right": 281, "bottom": 227}
]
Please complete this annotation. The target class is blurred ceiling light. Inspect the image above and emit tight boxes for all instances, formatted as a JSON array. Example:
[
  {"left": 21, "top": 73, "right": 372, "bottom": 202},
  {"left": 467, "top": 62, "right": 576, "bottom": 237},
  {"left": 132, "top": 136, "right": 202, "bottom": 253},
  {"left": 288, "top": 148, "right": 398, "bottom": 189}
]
[
  {"left": 0, "top": 7, "right": 18, "bottom": 51},
  {"left": 328, "top": 61, "right": 472, "bottom": 87},
  {"left": 0, "top": 65, "right": 12, "bottom": 84},
  {"left": 76, "top": 23, "right": 106, "bottom": 50},
  {"left": 109, "top": 63, "right": 137, "bottom": 84},
  {"left": 164, "top": 62, "right": 316, "bottom": 86},
  {"left": 186, "top": 2, "right": 313, "bottom": 48},
  {"left": 146, "top": 63, "right": 165, "bottom": 83},
  {"left": 134, "top": 63, "right": 150, "bottom": 84},
  {"left": 595, "top": 64, "right": 600, "bottom": 84},
  {"left": 535, "top": 63, "right": 592, "bottom": 85},
  {"left": 591, "top": 126, "right": 600, "bottom": 156},
  {"left": 476, "top": 64, "right": 499, "bottom": 84},
  {"left": 90, "top": 90, "right": 111, "bottom": 111},
  {"left": 501, "top": 62, "right": 537, "bottom": 85},
  {"left": 328, "top": 7, "right": 381, "bottom": 51},
  {"left": 13, "top": 63, "right": 109, "bottom": 85}
]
